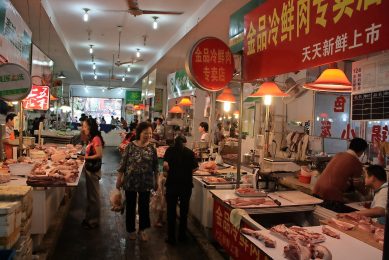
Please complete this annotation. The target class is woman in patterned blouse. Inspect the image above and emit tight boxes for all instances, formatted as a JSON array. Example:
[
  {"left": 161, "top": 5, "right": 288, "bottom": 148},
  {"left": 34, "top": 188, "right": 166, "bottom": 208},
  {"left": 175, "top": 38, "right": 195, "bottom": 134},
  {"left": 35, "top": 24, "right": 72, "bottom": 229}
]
[{"left": 116, "top": 122, "right": 158, "bottom": 241}]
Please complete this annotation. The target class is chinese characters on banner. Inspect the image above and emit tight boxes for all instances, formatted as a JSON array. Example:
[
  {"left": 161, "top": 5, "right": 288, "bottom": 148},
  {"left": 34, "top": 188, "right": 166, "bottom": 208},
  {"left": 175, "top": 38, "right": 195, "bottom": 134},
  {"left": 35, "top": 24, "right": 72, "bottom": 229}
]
[
  {"left": 243, "top": 0, "right": 389, "bottom": 81},
  {"left": 22, "top": 85, "right": 49, "bottom": 110},
  {"left": 341, "top": 123, "right": 356, "bottom": 139},
  {"left": 212, "top": 199, "right": 269, "bottom": 260},
  {"left": 332, "top": 95, "right": 357, "bottom": 139},
  {"left": 186, "top": 37, "right": 234, "bottom": 92},
  {"left": 320, "top": 120, "right": 332, "bottom": 137},
  {"left": 333, "top": 96, "right": 346, "bottom": 112},
  {"left": 371, "top": 125, "right": 388, "bottom": 143}
]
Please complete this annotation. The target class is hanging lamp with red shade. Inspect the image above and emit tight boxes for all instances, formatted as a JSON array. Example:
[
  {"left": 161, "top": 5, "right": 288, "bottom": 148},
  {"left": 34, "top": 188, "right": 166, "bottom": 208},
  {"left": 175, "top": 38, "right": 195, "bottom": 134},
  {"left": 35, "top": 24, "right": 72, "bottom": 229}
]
[
  {"left": 248, "top": 82, "right": 289, "bottom": 98},
  {"left": 50, "top": 94, "right": 58, "bottom": 101},
  {"left": 303, "top": 68, "right": 352, "bottom": 93},
  {"left": 216, "top": 87, "right": 236, "bottom": 103},
  {"left": 178, "top": 97, "right": 193, "bottom": 106},
  {"left": 249, "top": 82, "right": 288, "bottom": 157},
  {"left": 216, "top": 87, "right": 236, "bottom": 112},
  {"left": 169, "top": 104, "right": 184, "bottom": 114}
]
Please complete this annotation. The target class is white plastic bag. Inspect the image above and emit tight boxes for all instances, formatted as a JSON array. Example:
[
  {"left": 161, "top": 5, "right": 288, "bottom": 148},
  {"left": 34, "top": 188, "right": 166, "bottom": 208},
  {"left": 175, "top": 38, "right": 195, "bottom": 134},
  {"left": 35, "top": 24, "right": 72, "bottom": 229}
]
[{"left": 110, "top": 188, "right": 125, "bottom": 213}]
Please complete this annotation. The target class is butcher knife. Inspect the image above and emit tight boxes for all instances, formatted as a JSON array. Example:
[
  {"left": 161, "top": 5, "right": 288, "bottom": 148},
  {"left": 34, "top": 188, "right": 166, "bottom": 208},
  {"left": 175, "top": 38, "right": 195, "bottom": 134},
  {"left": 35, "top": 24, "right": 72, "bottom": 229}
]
[{"left": 267, "top": 195, "right": 282, "bottom": 206}]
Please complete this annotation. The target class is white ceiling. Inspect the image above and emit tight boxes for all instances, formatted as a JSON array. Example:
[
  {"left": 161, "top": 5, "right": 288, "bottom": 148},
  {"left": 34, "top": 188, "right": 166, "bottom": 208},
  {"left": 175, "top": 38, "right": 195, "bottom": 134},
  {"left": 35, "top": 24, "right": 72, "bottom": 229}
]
[{"left": 10, "top": 0, "right": 250, "bottom": 90}]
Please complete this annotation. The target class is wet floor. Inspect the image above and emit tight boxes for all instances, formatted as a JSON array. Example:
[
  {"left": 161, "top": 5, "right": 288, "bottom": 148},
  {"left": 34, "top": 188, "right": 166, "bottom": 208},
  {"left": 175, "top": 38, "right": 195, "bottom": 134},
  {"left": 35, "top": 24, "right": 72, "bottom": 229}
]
[{"left": 52, "top": 147, "right": 210, "bottom": 260}]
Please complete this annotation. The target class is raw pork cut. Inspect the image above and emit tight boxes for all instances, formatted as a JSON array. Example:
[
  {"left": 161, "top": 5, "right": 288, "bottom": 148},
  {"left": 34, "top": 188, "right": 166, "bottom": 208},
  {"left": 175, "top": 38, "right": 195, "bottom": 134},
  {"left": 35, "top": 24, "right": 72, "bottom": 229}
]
[
  {"left": 271, "top": 224, "right": 326, "bottom": 245},
  {"left": 240, "top": 227, "right": 276, "bottom": 248},
  {"left": 284, "top": 242, "right": 332, "bottom": 260},
  {"left": 202, "top": 176, "right": 227, "bottom": 183},
  {"left": 329, "top": 218, "right": 355, "bottom": 231},
  {"left": 322, "top": 226, "right": 340, "bottom": 239},
  {"left": 284, "top": 242, "right": 311, "bottom": 260},
  {"left": 226, "top": 198, "right": 276, "bottom": 208},
  {"left": 374, "top": 228, "right": 384, "bottom": 243}
]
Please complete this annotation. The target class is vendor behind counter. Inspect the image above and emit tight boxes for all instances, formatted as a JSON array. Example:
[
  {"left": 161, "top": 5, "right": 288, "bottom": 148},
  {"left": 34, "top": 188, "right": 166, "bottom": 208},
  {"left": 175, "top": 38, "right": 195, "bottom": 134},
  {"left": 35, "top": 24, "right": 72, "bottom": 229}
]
[
  {"left": 3, "top": 113, "right": 16, "bottom": 159},
  {"left": 351, "top": 165, "right": 387, "bottom": 224},
  {"left": 153, "top": 118, "right": 165, "bottom": 141},
  {"left": 313, "top": 138, "right": 368, "bottom": 212}
]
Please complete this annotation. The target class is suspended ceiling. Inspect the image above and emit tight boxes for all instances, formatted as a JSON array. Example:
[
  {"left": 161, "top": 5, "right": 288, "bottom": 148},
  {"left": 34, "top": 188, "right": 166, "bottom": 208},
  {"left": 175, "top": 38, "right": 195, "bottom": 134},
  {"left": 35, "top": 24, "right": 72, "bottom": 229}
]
[{"left": 10, "top": 0, "right": 250, "bottom": 90}]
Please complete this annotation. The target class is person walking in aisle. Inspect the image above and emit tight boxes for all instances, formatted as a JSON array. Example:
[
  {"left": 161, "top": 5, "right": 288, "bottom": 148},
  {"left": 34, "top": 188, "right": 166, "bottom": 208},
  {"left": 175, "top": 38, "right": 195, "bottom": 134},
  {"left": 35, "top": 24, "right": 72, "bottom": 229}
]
[
  {"left": 163, "top": 136, "right": 198, "bottom": 244},
  {"left": 82, "top": 118, "right": 104, "bottom": 229},
  {"left": 116, "top": 122, "right": 158, "bottom": 241}
]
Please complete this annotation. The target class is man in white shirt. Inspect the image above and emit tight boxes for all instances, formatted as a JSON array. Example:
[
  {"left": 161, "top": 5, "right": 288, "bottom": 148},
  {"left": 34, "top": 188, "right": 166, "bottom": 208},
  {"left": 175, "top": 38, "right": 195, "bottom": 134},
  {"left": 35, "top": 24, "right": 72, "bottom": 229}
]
[
  {"left": 199, "top": 122, "right": 209, "bottom": 143},
  {"left": 357, "top": 165, "right": 387, "bottom": 224},
  {"left": 153, "top": 118, "right": 165, "bottom": 140}
]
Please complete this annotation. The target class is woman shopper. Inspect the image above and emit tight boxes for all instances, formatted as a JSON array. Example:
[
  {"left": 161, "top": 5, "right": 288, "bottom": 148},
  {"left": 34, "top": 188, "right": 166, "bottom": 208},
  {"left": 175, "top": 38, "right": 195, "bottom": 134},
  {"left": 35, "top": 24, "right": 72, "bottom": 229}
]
[
  {"left": 163, "top": 136, "right": 198, "bottom": 244},
  {"left": 82, "top": 118, "right": 104, "bottom": 229},
  {"left": 116, "top": 122, "right": 158, "bottom": 241}
]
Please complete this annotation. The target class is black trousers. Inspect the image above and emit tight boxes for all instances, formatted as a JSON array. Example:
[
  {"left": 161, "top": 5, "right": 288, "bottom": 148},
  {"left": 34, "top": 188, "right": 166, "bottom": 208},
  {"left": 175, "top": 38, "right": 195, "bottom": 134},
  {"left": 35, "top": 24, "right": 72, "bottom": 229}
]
[
  {"left": 166, "top": 189, "right": 192, "bottom": 240},
  {"left": 125, "top": 191, "right": 151, "bottom": 233}
]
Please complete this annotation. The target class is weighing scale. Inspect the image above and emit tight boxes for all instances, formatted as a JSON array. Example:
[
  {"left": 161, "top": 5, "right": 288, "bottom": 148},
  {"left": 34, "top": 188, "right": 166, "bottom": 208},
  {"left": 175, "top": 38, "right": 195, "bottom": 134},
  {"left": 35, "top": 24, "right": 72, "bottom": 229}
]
[{"left": 262, "top": 157, "right": 301, "bottom": 173}]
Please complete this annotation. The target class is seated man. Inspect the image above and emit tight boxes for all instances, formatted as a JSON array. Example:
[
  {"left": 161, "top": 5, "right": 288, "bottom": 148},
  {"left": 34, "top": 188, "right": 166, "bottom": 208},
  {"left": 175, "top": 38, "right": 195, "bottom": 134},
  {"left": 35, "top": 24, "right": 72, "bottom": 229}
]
[{"left": 356, "top": 165, "right": 387, "bottom": 224}]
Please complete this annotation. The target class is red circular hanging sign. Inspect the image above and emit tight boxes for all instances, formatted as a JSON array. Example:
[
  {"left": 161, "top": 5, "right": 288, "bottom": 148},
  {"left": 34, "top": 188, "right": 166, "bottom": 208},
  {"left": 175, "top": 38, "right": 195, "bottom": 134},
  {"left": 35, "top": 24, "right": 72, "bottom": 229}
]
[{"left": 185, "top": 37, "right": 234, "bottom": 92}]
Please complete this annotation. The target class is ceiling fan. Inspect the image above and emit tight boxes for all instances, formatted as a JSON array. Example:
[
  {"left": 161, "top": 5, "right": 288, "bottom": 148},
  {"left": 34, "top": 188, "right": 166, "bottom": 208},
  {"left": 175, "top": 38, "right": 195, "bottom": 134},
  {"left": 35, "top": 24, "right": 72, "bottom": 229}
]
[
  {"left": 107, "top": 0, "right": 184, "bottom": 17},
  {"left": 114, "top": 26, "right": 144, "bottom": 67},
  {"left": 115, "top": 58, "right": 143, "bottom": 67}
]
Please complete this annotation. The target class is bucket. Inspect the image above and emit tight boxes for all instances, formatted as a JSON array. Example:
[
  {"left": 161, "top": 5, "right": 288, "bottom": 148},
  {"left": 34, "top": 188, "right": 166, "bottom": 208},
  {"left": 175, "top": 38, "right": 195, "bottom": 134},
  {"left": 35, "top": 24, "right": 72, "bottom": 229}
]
[
  {"left": 299, "top": 166, "right": 312, "bottom": 184},
  {"left": 299, "top": 174, "right": 311, "bottom": 184}
]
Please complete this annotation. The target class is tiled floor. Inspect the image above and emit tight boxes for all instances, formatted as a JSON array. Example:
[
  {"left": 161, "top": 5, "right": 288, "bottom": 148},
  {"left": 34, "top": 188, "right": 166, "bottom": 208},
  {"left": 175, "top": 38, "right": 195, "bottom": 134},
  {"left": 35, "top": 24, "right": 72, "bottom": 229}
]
[{"left": 52, "top": 147, "right": 210, "bottom": 260}]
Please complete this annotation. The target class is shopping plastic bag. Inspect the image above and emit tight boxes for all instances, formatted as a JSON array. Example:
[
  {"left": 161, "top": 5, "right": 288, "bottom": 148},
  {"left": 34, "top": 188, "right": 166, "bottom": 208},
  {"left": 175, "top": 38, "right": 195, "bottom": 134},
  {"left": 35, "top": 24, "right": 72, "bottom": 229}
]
[
  {"left": 110, "top": 188, "right": 125, "bottom": 213},
  {"left": 150, "top": 174, "right": 167, "bottom": 227}
]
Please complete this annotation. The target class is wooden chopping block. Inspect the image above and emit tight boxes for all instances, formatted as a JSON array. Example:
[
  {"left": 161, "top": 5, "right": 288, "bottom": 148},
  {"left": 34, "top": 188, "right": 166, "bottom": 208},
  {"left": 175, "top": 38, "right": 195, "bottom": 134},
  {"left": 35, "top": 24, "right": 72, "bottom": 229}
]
[{"left": 321, "top": 219, "right": 383, "bottom": 251}]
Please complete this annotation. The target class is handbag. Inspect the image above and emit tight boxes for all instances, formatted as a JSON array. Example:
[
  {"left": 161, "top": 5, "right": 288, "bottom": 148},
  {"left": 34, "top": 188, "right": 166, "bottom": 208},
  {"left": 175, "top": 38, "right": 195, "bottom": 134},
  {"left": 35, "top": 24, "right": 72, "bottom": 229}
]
[{"left": 85, "top": 143, "right": 102, "bottom": 172}]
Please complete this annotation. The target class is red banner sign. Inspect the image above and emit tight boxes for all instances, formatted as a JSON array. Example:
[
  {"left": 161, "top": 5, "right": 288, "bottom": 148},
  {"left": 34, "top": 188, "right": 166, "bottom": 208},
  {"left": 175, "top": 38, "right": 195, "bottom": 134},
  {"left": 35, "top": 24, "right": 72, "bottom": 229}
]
[
  {"left": 186, "top": 37, "right": 234, "bottom": 92},
  {"left": 22, "top": 85, "right": 49, "bottom": 110},
  {"left": 243, "top": 0, "right": 389, "bottom": 81},
  {"left": 212, "top": 199, "right": 270, "bottom": 260}
]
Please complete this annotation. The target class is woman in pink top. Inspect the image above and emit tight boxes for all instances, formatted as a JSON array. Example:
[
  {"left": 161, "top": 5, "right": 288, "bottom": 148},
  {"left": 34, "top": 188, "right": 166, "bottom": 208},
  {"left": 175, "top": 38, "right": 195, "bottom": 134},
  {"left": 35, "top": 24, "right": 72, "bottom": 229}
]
[{"left": 82, "top": 118, "right": 104, "bottom": 229}]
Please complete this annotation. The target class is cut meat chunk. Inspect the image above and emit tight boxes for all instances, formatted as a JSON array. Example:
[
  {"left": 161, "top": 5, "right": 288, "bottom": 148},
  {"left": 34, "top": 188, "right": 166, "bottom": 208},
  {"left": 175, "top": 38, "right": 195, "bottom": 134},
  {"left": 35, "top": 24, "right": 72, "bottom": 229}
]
[
  {"left": 357, "top": 222, "right": 376, "bottom": 233},
  {"left": 284, "top": 242, "right": 332, "bottom": 260},
  {"left": 322, "top": 226, "right": 340, "bottom": 239},
  {"left": 284, "top": 242, "right": 311, "bottom": 260},
  {"left": 329, "top": 218, "right": 355, "bottom": 231},
  {"left": 240, "top": 227, "right": 276, "bottom": 248},
  {"left": 227, "top": 198, "right": 270, "bottom": 207},
  {"left": 341, "top": 212, "right": 371, "bottom": 223},
  {"left": 271, "top": 224, "right": 325, "bottom": 245},
  {"left": 374, "top": 228, "right": 384, "bottom": 243}
]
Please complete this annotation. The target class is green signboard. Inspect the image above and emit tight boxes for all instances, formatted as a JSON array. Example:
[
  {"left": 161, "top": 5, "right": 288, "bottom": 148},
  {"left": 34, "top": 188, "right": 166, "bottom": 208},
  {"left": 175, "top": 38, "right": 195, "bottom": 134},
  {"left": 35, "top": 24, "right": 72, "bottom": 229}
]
[
  {"left": 229, "top": 0, "right": 264, "bottom": 53},
  {"left": 0, "top": 63, "right": 31, "bottom": 101},
  {"left": 125, "top": 90, "right": 141, "bottom": 104},
  {"left": 154, "top": 88, "right": 163, "bottom": 113},
  {"left": 167, "top": 69, "right": 196, "bottom": 99},
  {"left": 0, "top": 0, "right": 32, "bottom": 71}
]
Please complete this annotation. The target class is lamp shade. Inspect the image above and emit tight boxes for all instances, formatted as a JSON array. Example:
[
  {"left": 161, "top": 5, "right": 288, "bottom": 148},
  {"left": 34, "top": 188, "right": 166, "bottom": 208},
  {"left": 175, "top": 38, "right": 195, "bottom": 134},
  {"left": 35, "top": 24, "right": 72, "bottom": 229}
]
[
  {"left": 248, "top": 82, "right": 289, "bottom": 97},
  {"left": 169, "top": 105, "right": 184, "bottom": 114},
  {"left": 50, "top": 94, "right": 58, "bottom": 101},
  {"left": 303, "top": 68, "right": 352, "bottom": 92},
  {"left": 216, "top": 87, "right": 236, "bottom": 103},
  {"left": 178, "top": 97, "right": 192, "bottom": 106},
  {"left": 134, "top": 104, "right": 145, "bottom": 110}
]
